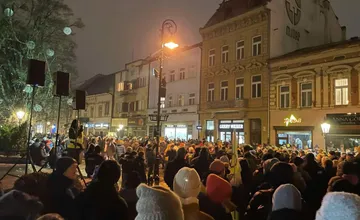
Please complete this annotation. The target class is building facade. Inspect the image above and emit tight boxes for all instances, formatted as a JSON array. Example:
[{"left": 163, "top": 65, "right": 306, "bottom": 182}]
[
  {"left": 147, "top": 47, "right": 201, "bottom": 140},
  {"left": 113, "top": 60, "right": 150, "bottom": 137},
  {"left": 199, "top": 0, "right": 344, "bottom": 145},
  {"left": 75, "top": 74, "right": 115, "bottom": 136},
  {"left": 270, "top": 38, "right": 360, "bottom": 150}
]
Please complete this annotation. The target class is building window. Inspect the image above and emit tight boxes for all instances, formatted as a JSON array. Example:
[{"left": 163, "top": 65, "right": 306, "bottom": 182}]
[
  {"left": 236, "top": 41, "right": 245, "bottom": 60},
  {"left": 160, "top": 97, "right": 165, "bottom": 109},
  {"left": 300, "top": 83, "right": 312, "bottom": 107},
  {"left": 220, "top": 81, "right": 228, "bottom": 101},
  {"left": 221, "top": 45, "right": 229, "bottom": 63},
  {"left": 235, "top": 78, "right": 244, "bottom": 100},
  {"left": 252, "top": 36, "right": 262, "bottom": 56},
  {"left": 105, "top": 102, "right": 110, "bottom": 116},
  {"left": 117, "top": 82, "right": 124, "bottom": 91},
  {"left": 207, "top": 83, "right": 215, "bottom": 102},
  {"left": 168, "top": 96, "right": 173, "bottom": 107},
  {"left": 251, "top": 75, "right": 262, "bottom": 98},
  {"left": 335, "top": 78, "right": 349, "bottom": 105},
  {"left": 189, "top": 93, "right": 195, "bottom": 105},
  {"left": 170, "top": 74, "right": 175, "bottom": 82},
  {"left": 129, "top": 102, "right": 135, "bottom": 112},
  {"left": 98, "top": 105, "right": 103, "bottom": 117},
  {"left": 279, "top": 85, "right": 290, "bottom": 108},
  {"left": 180, "top": 69, "right": 186, "bottom": 80},
  {"left": 90, "top": 107, "right": 94, "bottom": 118},
  {"left": 208, "top": 49, "right": 215, "bottom": 66},
  {"left": 178, "top": 95, "right": 185, "bottom": 106}
]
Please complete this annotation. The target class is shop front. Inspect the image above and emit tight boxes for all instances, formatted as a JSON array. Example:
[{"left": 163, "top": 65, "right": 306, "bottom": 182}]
[
  {"left": 218, "top": 120, "right": 245, "bottom": 144},
  {"left": 325, "top": 113, "right": 360, "bottom": 151},
  {"left": 127, "top": 116, "right": 147, "bottom": 137},
  {"left": 85, "top": 123, "right": 110, "bottom": 136},
  {"left": 205, "top": 120, "right": 215, "bottom": 142},
  {"left": 164, "top": 124, "right": 190, "bottom": 140}
]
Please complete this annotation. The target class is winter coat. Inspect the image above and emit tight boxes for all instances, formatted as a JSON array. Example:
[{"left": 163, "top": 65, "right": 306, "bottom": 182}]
[
  {"left": 191, "top": 157, "right": 212, "bottom": 180},
  {"left": 119, "top": 189, "right": 138, "bottom": 220},
  {"left": 45, "top": 172, "right": 79, "bottom": 220},
  {"left": 183, "top": 202, "right": 214, "bottom": 220},
  {"left": 198, "top": 192, "right": 232, "bottom": 220},
  {"left": 133, "top": 157, "right": 147, "bottom": 183},
  {"left": 245, "top": 188, "right": 274, "bottom": 220},
  {"left": 76, "top": 181, "right": 128, "bottom": 220},
  {"left": 268, "top": 209, "right": 305, "bottom": 220},
  {"left": 164, "top": 159, "right": 189, "bottom": 189}
]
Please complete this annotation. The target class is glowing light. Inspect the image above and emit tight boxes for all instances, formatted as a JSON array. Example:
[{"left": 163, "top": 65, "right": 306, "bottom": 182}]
[
  {"left": 67, "top": 98, "right": 73, "bottom": 105},
  {"left": 284, "top": 114, "right": 302, "bottom": 126},
  {"left": 47, "top": 121, "right": 51, "bottom": 126},
  {"left": 34, "top": 104, "right": 42, "bottom": 112},
  {"left": 63, "top": 27, "right": 72, "bottom": 35},
  {"left": 16, "top": 110, "right": 25, "bottom": 120},
  {"left": 321, "top": 123, "right": 331, "bottom": 134},
  {"left": 46, "top": 49, "right": 54, "bottom": 57},
  {"left": 26, "top": 41, "right": 35, "bottom": 50},
  {"left": 164, "top": 42, "right": 179, "bottom": 50},
  {"left": 23, "top": 85, "right": 33, "bottom": 93},
  {"left": 4, "top": 8, "right": 14, "bottom": 17}
]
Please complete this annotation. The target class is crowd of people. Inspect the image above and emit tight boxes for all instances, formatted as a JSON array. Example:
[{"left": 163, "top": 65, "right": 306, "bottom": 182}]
[{"left": 1, "top": 120, "right": 360, "bottom": 220}]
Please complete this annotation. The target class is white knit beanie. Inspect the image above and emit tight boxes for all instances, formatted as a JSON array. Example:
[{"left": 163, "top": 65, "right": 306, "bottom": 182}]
[
  {"left": 272, "top": 184, "right": 302, "bottom": 211},
  {"left": 173, "top": 167, "right": 201, "bottom": 203},
  {"left": 135, "top": 184, "right": 184, "bottom": 220},
  {"left": 316, "top": 192, "right": 360, "bottom": 220}
]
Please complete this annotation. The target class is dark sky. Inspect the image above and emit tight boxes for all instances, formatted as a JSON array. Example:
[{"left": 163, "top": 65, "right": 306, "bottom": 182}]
[{"left": 64, "top": 0, "right": 360, "bottom": 83}]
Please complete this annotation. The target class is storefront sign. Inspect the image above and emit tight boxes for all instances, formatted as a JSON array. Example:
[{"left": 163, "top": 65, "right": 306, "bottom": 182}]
[
  {"left": 196, "top": 125, "right": 202, "bottom": 130},
  {"left": 284, "top": 115, "right": 302, "bottom": 126},
  {"left": 165, "top": 125, "right": 187, "bottom": 128},
  {"left": 219, "top": 120, "right": 244, "bottom": 130},
  {"left": 327, "top": 113, "right": 360, "bottom": 125}
]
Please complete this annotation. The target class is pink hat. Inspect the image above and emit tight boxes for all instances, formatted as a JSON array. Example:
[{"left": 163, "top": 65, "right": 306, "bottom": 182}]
[{"left": 209, "top": 159, "right": 225, "bottom": 174}]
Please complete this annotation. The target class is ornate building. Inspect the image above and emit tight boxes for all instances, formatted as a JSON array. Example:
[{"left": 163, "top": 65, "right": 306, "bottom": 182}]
[
  {"left": 270, "top": 38, "right": 360, "bottom": 150},
  {"left": 199, "top": 0, "right": 344, "bottom": 145},
  {"left": 112, "top": 60, "right": 150, "bottom": 137}
]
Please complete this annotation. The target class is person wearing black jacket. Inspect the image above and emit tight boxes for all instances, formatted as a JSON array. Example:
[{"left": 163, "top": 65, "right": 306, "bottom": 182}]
[
  {"left": 164, "top": 147, "right": 188, "bottom": 189},
  {"left": 45, "top": 157, "right": 80, "bottom": 220},
  {"left": 85, "top": 146, "right": 104, "bottom": 178},
  {"left": 76, "top": 160, "right": 128, "bottom": 220}
]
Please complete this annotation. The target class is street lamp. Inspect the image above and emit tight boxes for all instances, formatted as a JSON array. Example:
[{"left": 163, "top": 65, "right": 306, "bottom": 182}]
[
  {"left": 321, "top": 122, "right": 331, "bottom": 152},
  {"left": 153, "top": 19, "right": 178, "bottom": 185},
  {"left": 117, "top": 124, "right": 124, "bottom": 138},
  {"left": 16, "top": 110, "right": 25, "bottom": 126}
]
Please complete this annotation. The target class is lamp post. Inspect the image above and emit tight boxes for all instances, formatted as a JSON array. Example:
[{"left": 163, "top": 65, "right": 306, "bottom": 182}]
[
  {"left": 196, "top": 125, "right": 202, "bottom": 140},
  {"left": 153, "top": 19, "right": 178, "bottom": 185},
  {"left": 16, "top": 110, "right": 25, "bottom": 127},
  {"left": 117, "top": 124, "right": 124, "bottom": 139},
  {"left": 321, "top": 122, "right": 331, "bottom": 153}
]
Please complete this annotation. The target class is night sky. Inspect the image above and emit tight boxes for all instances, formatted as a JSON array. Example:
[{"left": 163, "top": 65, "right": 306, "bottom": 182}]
[{"left": 64, "top": 0, "right": 360, "bottom": 83}]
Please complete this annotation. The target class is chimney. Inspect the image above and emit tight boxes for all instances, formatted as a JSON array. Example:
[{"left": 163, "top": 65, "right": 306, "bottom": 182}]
[{"left": 341, "top": 26, "right": 347, "bottom": 41}]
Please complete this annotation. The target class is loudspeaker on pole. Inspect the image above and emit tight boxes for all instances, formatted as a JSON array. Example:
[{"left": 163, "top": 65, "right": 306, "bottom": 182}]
[
  {"left": 27, "top": 59, "right": 46, "bottom": 86},
  {"left": 53, "top": 71, "right": 70, "bottom": 96},
  {"left": 75, "top": 90, "right": 86, "bottom": 110}
]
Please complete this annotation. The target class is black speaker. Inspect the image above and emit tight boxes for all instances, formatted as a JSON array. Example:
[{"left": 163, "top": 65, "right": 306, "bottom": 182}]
[
  {"left": 27, "top": 59, "right": 46, "bottom": 86},
  {"left": 75, "top": 90, "right": 86, "bottom": 110},
  {"left": 53, "top": 71, "right": 70, "bottom": 96}
]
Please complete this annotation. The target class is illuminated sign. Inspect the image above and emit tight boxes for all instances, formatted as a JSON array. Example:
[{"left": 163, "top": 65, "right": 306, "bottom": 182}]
[
  {"left": 284, "top": 115, "right": 302, "bottom": 126},
  {"left": 219, "top": 124, "right": 244, "bottom": 129}
]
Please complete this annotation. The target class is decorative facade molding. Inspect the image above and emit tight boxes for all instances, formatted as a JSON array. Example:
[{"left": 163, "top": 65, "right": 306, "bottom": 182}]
[
  {"left": 272, "top": 74, "right": 292, "bottom": 82},
  {"left": 230, "top": 64, "right": 246, "bottom": 74},
  {"left": 325, "top": 64, "right": 352, "bottom": 75},
  {"left": 246, "top": 60, "right": 265, "bottom": 73},
  {"left": 201, "top": 11, "right": 268, "bottom": 41},
  {"left": 293, "top": 70, "right": 316, "bottom": 79}
]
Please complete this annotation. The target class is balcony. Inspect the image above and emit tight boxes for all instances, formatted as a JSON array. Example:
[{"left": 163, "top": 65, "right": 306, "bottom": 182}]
[{"left": 118, "top": 89, "right": 136, "bottom": 96}]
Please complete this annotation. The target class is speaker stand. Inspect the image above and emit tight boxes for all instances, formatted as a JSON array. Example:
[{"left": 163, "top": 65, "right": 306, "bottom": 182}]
[{"left": 0, "top": 85, "right": 37, "bottom": 181}]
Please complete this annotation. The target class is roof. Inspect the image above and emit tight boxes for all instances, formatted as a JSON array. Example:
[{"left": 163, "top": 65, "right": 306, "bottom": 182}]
[
  {"left": 76, "top": 73, "right": 115, "bottom": 96},
  {"left": 203, "top": 0, "right": 269, "bottom": 29},
  {"left": 270, "top": 37, "right": 360, "bottom": 63}
]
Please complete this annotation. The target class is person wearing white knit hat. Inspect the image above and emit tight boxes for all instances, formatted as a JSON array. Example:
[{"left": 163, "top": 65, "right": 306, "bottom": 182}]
[
  {"left": 173, "top": 167, "right": 214, "bottom": 220},
  {"left": 135, "top": 183, "right": 184, "bottom": 220},
  {"left": 316, "top": 192, "right": 360, "bottom": 220}
]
